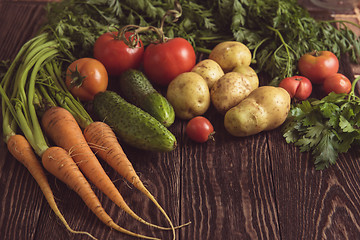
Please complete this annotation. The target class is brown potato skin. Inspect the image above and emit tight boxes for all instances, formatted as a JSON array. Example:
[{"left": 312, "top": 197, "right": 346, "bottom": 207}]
[
  {"left": 224, "top": 86, "right": 291, "bottom": 137},
  {"left": 166, "top": 72, "right": 210, "bottom": 120},
  {"left": 191, "top": 59, "right": 224, "bottom": 89},
  {"left": 211, "top": 71, "right": 259, "bottom": 115},
  {"left": 209, "top": 41, "right": 252, "bottom": 72}
]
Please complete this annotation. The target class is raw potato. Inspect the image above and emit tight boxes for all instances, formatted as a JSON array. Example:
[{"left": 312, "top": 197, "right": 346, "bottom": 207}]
[
  {"left": 232, "top": 65, "right": 259, "bottom": 91},
  {"left": 224, "top": 86, "right": 291, "bottom": 137},
  {"left": 191, "top": 59, "right": 224, "bottom": 89},
  {"left": 211, "top": 71, "right": 258, "bottom": 114},
  {"left": 209, "top": 41, "right": 252, "bottom": 72},
  {"left": 166, "top": 72, "right": 210, "bottom": 120}
]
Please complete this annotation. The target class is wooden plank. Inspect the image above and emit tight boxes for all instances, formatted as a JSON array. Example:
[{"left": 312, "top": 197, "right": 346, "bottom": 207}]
[
  {"left": 1, "top": 1, "right": 360, "bottom": 240},
  {"left": 268, "top": 57, "right": 360, "bottom": 239},
  {"left": 179, "top": 108, "right": 280, "bottom": 240},
  {"left": 269, "top": 130, "right": 360, "bottom": 239},
  {"left": 0, "top": 3, "right": 51, "bottom": 240}
]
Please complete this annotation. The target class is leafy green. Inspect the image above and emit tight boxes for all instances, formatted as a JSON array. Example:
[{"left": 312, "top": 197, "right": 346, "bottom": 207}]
[
  {"left": 42, "top": 0, "right": 360, "bottom": 86},
  {"left": 282, "top": 78, "right": 360, "bottom": 170}
]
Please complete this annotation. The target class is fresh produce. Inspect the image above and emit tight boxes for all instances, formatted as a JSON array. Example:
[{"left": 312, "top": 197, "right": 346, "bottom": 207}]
[
  {"left": 297, "top": 51, "right": 339, "bottom": 84},
  {"left": 41, "top": 146, "right": 159, "bottom": 240},
  {"left": 186, "top": 116, "right": 215, "bottom": 143},
  {"left": 0, "top": 31, "right": 178, "bottom": 239},
  {"left": 93, "top": 31, "right": 144, "bottom": 76},
  {"left": 118, "top": 69, "right": 175, "bottom": 127},
  {"left": 322, "top": 73, "right": 352, "bottom": 94},
  {"left": 283, "top": 77, "right": 360, "bottom": 170},
  {"left": 224, "top": 86, "right": 291, "bottom": 137},
  {"left": 83, "top": 121, "right": 189, "bottom": 237},
  {"left": 279, "top": 76, "right": 312, "bottom": 100},
  {"left": 41, "top": 106, "right": 166, "bottom": 230},
  {"left": 232, "top": 65, "right": 259, "bottom": 88},
  {"left": 209, "top": 41, "right": 252, "bottom": 72},
  {"left": 191, "top": 59, "right": 224, "bottom": 89},
  {"left": 166, "top": 72, "right": 210, "bottom": 120},
  {"left": 93, "top": 91, "right": 177, "bottom": 152},
  {"left": 5, "top": 135, "right": 96, "bottom": 240},
  {"left": 42, "top": 0, "right": 360, "bottom": 86},
  {"left": 143, "top": 37, "right": 196, "bottom": 86},
  {"left": 211, "top": 71, "right": 259, "bottom": 114},
  {"left": 65, "top": 58, "right": 108, "bottom": 101},
  {"left": 0, "top": 33, "right": 98, "bottom": 239}
]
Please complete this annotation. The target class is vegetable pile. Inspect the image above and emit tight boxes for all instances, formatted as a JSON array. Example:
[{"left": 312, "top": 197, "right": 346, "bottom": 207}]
[
  {"left": 283, "top": 78, "right": 360, "bottom": 170},
  {"left": 1, "top": 0, "right": 360, "bottom": 238},
  {"left": 44, "top": 0, "right": 360, "bottom": 85}
]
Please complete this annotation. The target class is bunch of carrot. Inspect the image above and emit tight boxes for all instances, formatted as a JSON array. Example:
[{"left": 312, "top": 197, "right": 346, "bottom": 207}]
[{"left": 0, "top": 31, "right": 187, "bottom": 239}]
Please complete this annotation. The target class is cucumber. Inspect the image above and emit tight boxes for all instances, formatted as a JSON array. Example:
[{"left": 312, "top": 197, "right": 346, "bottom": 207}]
[
  {"left": 119, "top": 69, "right": 175, "bottom": 127},
  {"left": 93, "top": 91, "right": 177, "bottom": 152}
]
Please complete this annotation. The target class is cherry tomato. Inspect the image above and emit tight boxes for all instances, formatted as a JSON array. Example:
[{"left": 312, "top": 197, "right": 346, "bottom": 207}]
[
  {"left": 186, "top": 116, "right": 215, "bottom": 143},
  {"left": 143, "top": 37, "right": 196, "bottom": 86},
  {"left": 93, "top": 31, "right": 144, "bottom": 76},
  {"left": 279, "top": 76, "right": 312, "bottom": 100},
  {"left": 298, "top": 50, "right": 339, "bottom": 84},
  {"left": 66, "top": 58, "right": 108, "bottom": 101},
  {"left": 323, "top": 73, "right": 352, "bottom": 94}
]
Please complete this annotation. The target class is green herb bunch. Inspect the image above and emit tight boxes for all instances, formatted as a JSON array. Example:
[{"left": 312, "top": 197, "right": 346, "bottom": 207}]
[
  {"left": 282, "top": 78, "right": 360, "bottom": 170},
  {"left": 223, "top": 0, "right": 360, "bottom": 85},
  {"left": 36, "top": 0, "right": 360, "bottom": 84}
]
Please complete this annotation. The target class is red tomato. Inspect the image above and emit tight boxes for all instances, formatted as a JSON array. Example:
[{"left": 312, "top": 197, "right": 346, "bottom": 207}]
[
  {"left": 66, "top": 58, "right": 108, "bottom": 101},
  {"left": 323, "top": 73, "right": 352, "bottom": 94},
  {"left": 143, "top": 38, "right": 196, "bottom": 86},
  {"left": 186, "top": 116, "right": 215, "bottom": 143},
  {"left": 298, "top": 50, "right": 339, "bottom": 84},
  {"left": 93, "top": 31, "right": 144, "bottom": 76},
  {"left": 279, "top": 76, "right": 312, "bottom": 100}
]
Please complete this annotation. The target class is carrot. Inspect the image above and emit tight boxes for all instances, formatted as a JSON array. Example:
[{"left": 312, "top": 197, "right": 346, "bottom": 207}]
[
  {"left": 84, "top": 121, "right": 188, "bottom": 238},
  {"left": 6, "top": 134, "right": 97, "bottom": 240},
  {"left": 41, "top": 106, "right": 168, "bottom": 230},
  {"left": 41, "top": 146, "right": 160, "bottom": 240}
]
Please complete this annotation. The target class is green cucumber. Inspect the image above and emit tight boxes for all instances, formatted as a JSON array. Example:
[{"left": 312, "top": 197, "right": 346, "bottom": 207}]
[
  {"left": 93, "top": 91, "right": 177, "bottom": 152},
  {"left": 119, "top": 69, "right": 175, "bottom": 127}
]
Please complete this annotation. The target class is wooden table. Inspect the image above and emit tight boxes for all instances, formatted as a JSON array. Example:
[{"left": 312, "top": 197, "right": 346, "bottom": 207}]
[{"left": 1, "top": 1, "right": 360, "bottom": 240}]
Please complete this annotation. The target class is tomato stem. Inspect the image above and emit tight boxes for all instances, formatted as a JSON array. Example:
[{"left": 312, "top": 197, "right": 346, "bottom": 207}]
[
  {"left": 115, "top": 0, "right": 182, "bottom": 44},
  {"left": 68, "top": 65, "right": 86, "bottom": 89}
]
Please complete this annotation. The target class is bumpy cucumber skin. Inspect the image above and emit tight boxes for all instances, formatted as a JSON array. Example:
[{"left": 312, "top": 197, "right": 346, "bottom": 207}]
[
  {"left": 119, "top": 69, "right": 175, "bottom": 127},
  {"left": 93, "top": 91, "right": 177, "bottom": 152}
]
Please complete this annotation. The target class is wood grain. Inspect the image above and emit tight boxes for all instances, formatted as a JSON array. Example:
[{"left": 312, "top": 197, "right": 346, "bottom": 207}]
[{"left": 1, "top": 1, "right": 360, "bottom": 240}]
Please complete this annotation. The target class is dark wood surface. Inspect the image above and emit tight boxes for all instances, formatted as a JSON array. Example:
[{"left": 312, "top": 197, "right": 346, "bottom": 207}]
[{"left": 1, "top": 1, "right": 360, "bottom": 240}]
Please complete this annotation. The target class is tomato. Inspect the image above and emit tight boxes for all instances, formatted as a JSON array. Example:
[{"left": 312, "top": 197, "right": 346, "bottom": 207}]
[
  {"left": 66, "top": 58, "right": 108, "bottom": 101},
  {"left": 93, "top": 31, "right": 144, "bottom": 76},
  {"left": 279, "top": 76, "right": 312, "bottom": 100},
  {"left": 143, "top": 37, "right": 196, "bottom": 86},
  {"left": 186, "top": 116, "right": 215, "bottom": 143},
  {"left": 298, "top": 50, "right": 339, "bottom": 84},
  {"left": 323, "top": 73, "right": 352, "bottom": 94}
]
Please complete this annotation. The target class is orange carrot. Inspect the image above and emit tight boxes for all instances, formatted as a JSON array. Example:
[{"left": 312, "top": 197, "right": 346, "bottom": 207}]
[
  {"left": 84, "top": 121, "right": 184, "bottom": 238},
  {"left": 6, "top": 134, "right": 97, "bottom": 240},
  {"left": 41, "top": 146, "right": 160, "bottom": 240},
  {"left": 41, "top": 106, "right": 166, "bottom": 230}
]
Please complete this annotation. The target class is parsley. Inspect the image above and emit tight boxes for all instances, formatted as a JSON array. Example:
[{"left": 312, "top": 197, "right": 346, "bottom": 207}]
[
  {"left": 41, "top": 0, "right": 360, "bottom": 86},
  {"left": 282, "top": 77, "right": 360, "bottom": 170}
]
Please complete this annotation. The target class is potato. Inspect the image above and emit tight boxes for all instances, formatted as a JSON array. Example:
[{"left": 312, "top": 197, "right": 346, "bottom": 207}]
[
  {"left": 232, "top": 65, "right": 259, "bottom": 91},
  {"left": 209, "top": 41, "right": 252, "bottom": 72},
  {"left": 191, "top": 59, "right": 224, "bottom": 89},
  {"left": 224, "top": 86, "right": 291, "bottom": 137},
  {"left": 211, "top": 71, "right": 258, "bottom": 114},
  {"left": 166, "top": 72, "right": 210, "bottom": 120}
]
